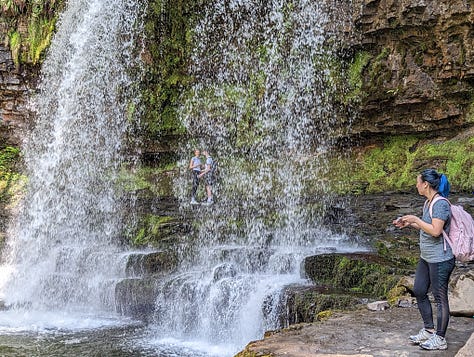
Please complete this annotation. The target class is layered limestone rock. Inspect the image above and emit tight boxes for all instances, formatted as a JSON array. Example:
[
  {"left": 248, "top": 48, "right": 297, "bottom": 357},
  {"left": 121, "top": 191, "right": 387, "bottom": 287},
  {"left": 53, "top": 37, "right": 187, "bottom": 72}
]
[
  {"left": 349, "top": 0, "right": 474, "bottom": 138},
  {"left": 0, "top": 45, "right": 33, "bottom": 147}
]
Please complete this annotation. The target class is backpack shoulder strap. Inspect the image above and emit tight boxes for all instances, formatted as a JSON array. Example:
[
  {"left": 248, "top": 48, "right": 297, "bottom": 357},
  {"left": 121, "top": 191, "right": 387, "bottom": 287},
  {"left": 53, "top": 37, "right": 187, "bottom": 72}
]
[
  {"left": 428, "top": 195, "right": 451, "bottom": 251},
  {"left": 428, "top": 196, "right": 450, "bottom": 218}
]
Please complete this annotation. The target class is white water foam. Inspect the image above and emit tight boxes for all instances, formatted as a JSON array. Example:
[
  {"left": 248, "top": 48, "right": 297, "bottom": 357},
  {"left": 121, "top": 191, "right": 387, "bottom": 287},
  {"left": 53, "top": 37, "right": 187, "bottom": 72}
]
[
  {"left": 152, "top": 1, "right": 358, "bottom": 354},
  {"left": 0, "top": 0, "right": 144, "bottom": 328}
]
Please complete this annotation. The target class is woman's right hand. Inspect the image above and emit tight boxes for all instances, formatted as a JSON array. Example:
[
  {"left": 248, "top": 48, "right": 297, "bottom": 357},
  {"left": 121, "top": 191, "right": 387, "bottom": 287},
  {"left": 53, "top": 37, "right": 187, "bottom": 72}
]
[{"left": 393, "top": 217, "right": 409, "bottom": 228}]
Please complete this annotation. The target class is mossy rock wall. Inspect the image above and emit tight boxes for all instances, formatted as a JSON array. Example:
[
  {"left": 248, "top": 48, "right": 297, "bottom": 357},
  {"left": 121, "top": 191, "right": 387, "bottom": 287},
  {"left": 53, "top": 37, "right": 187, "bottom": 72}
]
[
  {"left": 137, "top": 0, "right": 474, "bottom": 202},
  {"left": 0, "top": 0, "right": 64, "bottom": 67},
  {"left": 328, "top": 134, "right": 474, "bottom": 194},
  {"left": 303, "top": 253, "right": 410, "bottom": 298},
  {"left": 283, "top": 285, "right": 361, "bottom": 325},
  {"left": 2, "top": 0, "right": 474, "bottom": 246}
]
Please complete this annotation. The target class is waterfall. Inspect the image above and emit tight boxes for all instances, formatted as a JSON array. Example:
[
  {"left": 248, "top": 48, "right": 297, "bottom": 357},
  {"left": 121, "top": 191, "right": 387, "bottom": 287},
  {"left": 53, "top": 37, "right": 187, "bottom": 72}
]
[
  {"left": 0, "top": 0, "right": 143, "bottom": 316},
  {"left": 151, "top": 0, "right": 357, "bottom": 353}
]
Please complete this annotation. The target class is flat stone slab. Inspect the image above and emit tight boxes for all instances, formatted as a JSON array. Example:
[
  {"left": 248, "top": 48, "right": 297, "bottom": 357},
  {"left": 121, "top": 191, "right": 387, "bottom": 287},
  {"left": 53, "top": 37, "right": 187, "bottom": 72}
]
[{"left": 236, "top": 306, "right": 474, "bottom": 356}]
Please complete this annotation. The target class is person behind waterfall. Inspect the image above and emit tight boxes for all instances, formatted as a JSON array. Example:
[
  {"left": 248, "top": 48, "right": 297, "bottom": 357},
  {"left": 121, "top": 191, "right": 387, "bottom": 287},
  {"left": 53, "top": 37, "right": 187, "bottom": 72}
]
[
  {"left": 189, "top": 149, "right": 201, "bottom": 204},
  {"left": 198, "top": 149, "right": 214, "bottom": 205},
  {"left": 393, "top": 168, "right": 454, "bottom": 351}
]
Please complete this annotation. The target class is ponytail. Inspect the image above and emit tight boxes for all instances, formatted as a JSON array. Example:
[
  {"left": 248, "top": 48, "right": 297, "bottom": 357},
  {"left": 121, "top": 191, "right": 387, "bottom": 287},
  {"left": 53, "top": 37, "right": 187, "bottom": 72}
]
[
  {"left": 438, "top": 173, "right": 450, "bottom": 198},
  {"left": 420, "top": 169, "right": 450, "bottom": 197}
]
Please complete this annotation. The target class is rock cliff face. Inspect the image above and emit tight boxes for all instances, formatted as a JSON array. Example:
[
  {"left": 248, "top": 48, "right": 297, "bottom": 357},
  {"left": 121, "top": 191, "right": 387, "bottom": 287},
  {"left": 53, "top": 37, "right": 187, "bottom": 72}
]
[
  {"left": 2, "top": 1, "right": 474, "bottom": 143},
  {"left": 0, "top": 45, "right": 34, "bottom": 147},
  {"left": 1, "top": 1, "right": 473, "bottom": 151},
  {"left": 349, "top": 0, "right": 474, "bottom": 138}
]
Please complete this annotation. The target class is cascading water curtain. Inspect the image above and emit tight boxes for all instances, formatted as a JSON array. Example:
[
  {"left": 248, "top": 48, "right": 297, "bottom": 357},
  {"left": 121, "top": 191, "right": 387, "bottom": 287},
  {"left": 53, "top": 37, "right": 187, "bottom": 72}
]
[
  {"left": 0, "top": 0, "right": 144, "bottom": 313},
  {"left": 155, "top": 0, "right": 354, "bottom": 353}
]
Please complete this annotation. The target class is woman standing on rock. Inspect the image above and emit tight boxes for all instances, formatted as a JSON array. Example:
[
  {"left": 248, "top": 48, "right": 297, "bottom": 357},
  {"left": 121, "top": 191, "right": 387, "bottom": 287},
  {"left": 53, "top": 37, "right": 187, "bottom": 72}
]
[
  {"left": 393, "top": 168, "right": 455, "bottom": 351},
  {"left": 189, "top": 149, "right": 202, "bottom": 204}
]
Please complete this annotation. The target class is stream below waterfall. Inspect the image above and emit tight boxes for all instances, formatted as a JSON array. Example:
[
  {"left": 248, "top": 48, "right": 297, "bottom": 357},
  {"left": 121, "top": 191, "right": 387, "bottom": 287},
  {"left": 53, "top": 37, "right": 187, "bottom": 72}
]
[{"left": 0, "top": 320, "right": 232, "bottom": 356}]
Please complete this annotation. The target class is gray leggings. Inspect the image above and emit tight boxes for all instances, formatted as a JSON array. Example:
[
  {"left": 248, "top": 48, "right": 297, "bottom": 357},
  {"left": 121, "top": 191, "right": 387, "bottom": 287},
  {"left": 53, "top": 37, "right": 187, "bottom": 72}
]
[{"left": 412, "top": 257, "right": 455, "bottom": 337}]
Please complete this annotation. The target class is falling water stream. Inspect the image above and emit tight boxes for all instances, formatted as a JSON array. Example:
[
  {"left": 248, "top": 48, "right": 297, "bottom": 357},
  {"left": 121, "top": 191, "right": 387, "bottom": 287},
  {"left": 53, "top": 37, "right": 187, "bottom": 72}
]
[
  {"left": 0, "top": 0, "right": 150, "bottom": 355},
  {"left": 149, "top": 0, "right": 360, "bottom": 355},
  {"left": 0, "top": 0, "right": 362, "bottom": 356}
]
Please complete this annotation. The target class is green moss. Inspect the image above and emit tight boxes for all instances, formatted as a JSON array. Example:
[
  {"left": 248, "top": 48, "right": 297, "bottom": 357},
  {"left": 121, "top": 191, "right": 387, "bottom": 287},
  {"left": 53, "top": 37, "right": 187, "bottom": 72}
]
[
  {"left": 118, "top": 163, "right": 178, "bottom": 196},
  {"left": 1, "top": 0, "right": 63, "bottom": 65},
  {"left": 386, "top": 285, "right": 409, "bottom": 306},
  {"left": 465, "top": 101, "right": 474, "bottom": 123},
  {"left": 140, "top": 0, "right": 205, "bottom": 138},
  {"left": 367, "top": 47, "right": 391, "bottom": 91},
  {"left": 345, "top": 51, "right": 371, "bottom": 104},
  {"left": 292, "top": 291, "right": 357, "bottom": 322},
  {"left": 7, "top": 30, "right": 21, "bottom": 69},
  {"left": 0, "top": 146, "right": 24, "bottom": 205},
  {"left": 316, "top": 309, "right": 333, "bottom": 321},
  {"left": 128, "top": 214, "right": 177, "bottom": 247},
  {"left": 305, "top": 254, "right": 409, "bottom": 299},
  {"left": 331, "top": 134, "right": 474, "bottom": 194},
  {"left": 374, "top": 238, "right": 418, "bottom": 268},
  {"left": 0, "top": 0, "right": 25, "bottom": 17},
  {"left": 26, "top": 15, "right": 56, "bottom": 64}
]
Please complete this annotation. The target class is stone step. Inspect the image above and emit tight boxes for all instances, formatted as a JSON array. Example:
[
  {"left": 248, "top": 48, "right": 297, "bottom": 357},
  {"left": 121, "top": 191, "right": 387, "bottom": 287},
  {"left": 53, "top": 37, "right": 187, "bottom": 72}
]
[{"left": 124, "top": 250, "right": 178, "bottom": 278}]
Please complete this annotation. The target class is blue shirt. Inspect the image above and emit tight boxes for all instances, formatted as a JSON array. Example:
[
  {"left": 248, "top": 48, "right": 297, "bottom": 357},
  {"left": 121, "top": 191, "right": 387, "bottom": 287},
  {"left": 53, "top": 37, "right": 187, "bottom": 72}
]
[{"left": 420, "top": 198, "right": 453, "bottom": 263}]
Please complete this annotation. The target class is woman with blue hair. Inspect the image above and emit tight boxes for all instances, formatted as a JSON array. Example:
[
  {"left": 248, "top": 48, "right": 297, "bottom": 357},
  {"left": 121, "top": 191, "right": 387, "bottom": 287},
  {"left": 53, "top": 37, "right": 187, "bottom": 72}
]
[{"left": 393, "top": 168, "right": 454, "bottom": 351}]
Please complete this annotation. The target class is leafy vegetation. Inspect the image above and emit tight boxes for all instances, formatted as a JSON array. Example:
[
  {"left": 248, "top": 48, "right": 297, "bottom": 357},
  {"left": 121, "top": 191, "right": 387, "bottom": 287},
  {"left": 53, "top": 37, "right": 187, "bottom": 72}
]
[
  {"left": 345, "top": 51, "right": 371, "bottom": 104},
  {"left": 127, "top": 214, "right": 177, "bottom": 247},
  {"left": 140, "top": 0, "right": 204, "bottom": 138},
  {"left": 1, "top": 0, "right": 63, "bottom": 65},
  {"left": 0, "top": 146, "right": 23, "bottom": 204}
]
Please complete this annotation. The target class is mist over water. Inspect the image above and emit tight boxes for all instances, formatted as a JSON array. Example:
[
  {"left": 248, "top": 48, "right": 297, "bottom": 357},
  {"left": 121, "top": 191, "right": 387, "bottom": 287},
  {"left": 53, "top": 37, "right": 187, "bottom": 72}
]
[{"left": 0, "top": 0, "right": 143, "bottom": 315}]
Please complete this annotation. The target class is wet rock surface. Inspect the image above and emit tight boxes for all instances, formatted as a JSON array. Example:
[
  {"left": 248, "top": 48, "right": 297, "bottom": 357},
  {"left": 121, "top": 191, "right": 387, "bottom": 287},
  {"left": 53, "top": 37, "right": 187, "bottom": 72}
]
[
  {"left": 0, "top": 45, "right": 36, "bottom": 147},
  {"left": 236, "top": 306, "right": 474, "bottom": 357},
  {"left": 234, "top": 192, "right": 474, "bottom": 356}
]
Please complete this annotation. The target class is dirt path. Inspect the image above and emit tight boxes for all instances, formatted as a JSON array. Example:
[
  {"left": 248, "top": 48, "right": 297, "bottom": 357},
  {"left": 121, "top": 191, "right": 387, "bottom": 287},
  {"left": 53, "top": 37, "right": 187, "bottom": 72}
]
[{"left": 238, "top": 306, "right": 474, "bottom": 357}]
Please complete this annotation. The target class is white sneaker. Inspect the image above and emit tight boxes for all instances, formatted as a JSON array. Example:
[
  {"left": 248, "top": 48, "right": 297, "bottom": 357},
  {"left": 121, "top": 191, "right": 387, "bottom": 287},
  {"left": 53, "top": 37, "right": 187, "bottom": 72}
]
[
  {"left": 409, "top": 328, "right": 433, "bottom": 344},
  {"left": 420, "top": 334, "right": 447, "bottom": 350},
  {"left": 190, "top": 198, "right": 199, "bottom": 205}
]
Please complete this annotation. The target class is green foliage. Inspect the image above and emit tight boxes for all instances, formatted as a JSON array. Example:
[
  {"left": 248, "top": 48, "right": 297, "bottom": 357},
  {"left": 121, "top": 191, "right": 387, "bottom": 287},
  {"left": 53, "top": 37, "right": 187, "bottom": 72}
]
[
  {"left": 345, "top": 51, "right": 371, "bottom": 104},
  {"left": 306, "top": 254, "right": 407, "bottom": 299},
  {"left": 7, "top": 30, "right": 21, "bottom": 69},
  {"left": 0, "top": 146, "right": 22, "bottom": 203},
  {"left": 0, "top": 146, "right": 20, "bottom": 173},
  {"left": 26, "top": 15, "right": 56, "bottom": 64},
  {"left": 118, "top": 162, "right": 178, "bottom": 197},
  {"left": 365, "top": 47, "right": 392, "bottom": 94},
  {"left": 1, "top": 0, "right": 63, "bottom": 66},
  {"left": 0, "top": 0, "right": 26, "bottom": 17},
  {"left": 129, "top": 214, "right": 175, "bottom": 247},
  {"left": 291, "top": 291, "right": 358, "bottom": 323},
  {"left": 332, "top": 135, "right": 474, "bottom": 194},
  {"left": 140, "top": 0, "right": 203, "bottom": 138},
  {"left": 467, "top": 101, "right": 474, "bottom": 123}
]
